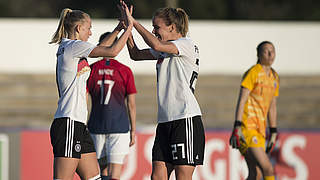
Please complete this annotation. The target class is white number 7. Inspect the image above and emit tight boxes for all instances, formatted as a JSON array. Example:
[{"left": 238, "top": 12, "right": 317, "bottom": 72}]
[{"left": 97, "top": 80, "right": 115, "bottom": 105}]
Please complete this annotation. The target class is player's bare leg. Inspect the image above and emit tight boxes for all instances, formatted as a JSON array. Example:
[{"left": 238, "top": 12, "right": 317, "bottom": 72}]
[
  {"left": 256, "top": 166, "right": 263, "bottom": 180},
  {"left": 107, "top": 163, "right": 122, "bottom": 179},
  {"left": 76, "top": 152, "right": 100, "bottom": 179},
  {"left": 245, "top": 147, "right": 274, "bottom": 180},
  {"left": 54, "top": 157, "right": 79, "bottom": 180},
  {"left": 244, "top": 152, "right": 258, "bottom": 180},
  {"left": 174, "top": 165, "right": 195, "bottom": 180},
  {"left": 151, "top": 161, "right": 174, "bottom": 180}
]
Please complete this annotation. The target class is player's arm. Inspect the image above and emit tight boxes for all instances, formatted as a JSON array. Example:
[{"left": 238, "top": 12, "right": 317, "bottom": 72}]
[
  {"left": 132, "top": 20, "right": 179, "bottom": 55},
  {"left": 89, "top": 2, "right": 133, "bottom": 58},
  {"left": 235, "top": 87, "right": 250, "bottom": 121},
  {"left": 266, "top": 96, "right": 278, "bottom": 153},
  {"left": 99, "top": 21, "right": 124, "bottom": 47},
  {"left": 126, "top": 34, "right": 156, "bottom": 60},
  {"left": 230, "top": 86, "right": 250, "bottom": 149},
  {"left": 86, "top": 92, "right": 89, "bottom": 104},
  {"left": 127, "top": 93, "right": 136, "bottom": 146},
  {"left": 89, "top": 25, "right": 132, "bottom": 58},
  {"left": 268, "top": 96, "right": 277, "bottom": 128},
  {"left": 86, "top": 91, "right": 92, "bottom": 123}
]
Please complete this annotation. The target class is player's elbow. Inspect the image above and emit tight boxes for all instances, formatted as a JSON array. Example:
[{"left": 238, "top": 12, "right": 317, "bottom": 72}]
[
  {"left": 128, "top": 50, "right": 141, "bottom": 61},
  {"left": 129, "top": 53, "right": 139, "bottom": 61},
  {"left": 150, "top": 43, "right": 162, "bottom": 52},
  {"left": 108, "top": 47, "right": 120, "bottom": 58}
]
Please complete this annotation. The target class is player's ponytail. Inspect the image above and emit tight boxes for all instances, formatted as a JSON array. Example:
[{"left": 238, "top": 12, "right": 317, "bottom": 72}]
[
  {"left": 50, "top": 8, "right": 72, "bottom": 44},
  {"left": 153, "top": 7, "right": 189, "bottom": 37},
  {"left": 50, "top": 8, "right": 89, "bottom": 44},
  {"left": 175, "top": 8, "right": 189, "bottom": 37}
]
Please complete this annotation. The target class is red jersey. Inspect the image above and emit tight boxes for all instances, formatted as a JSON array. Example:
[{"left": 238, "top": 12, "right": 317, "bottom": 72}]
[{"left": 87, "top": 58, "right": 137, "bottom": 133}]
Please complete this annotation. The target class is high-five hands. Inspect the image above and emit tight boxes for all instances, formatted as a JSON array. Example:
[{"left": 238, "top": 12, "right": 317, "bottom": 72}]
[{"left": 118, "top": 0, "right": 134, "bottom": 29}]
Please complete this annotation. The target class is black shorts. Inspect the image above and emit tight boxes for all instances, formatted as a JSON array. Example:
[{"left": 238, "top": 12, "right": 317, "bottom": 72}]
[
  {"left": 152, "top": 116, "right": 205, "bottom": 165},
  {"left": 50, "top": 117, "right": 96, "bottom": 159}
]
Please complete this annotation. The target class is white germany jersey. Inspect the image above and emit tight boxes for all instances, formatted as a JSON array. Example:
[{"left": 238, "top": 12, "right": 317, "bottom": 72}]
[
  {"left": 150, "top": 37, "right": 202, "bottom": 123},
  {"left": 54, "top": 38, "right": 96, "bottom": 124}
]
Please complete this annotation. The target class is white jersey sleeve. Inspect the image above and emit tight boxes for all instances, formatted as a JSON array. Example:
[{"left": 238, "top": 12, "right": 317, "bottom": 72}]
[
  {"left": 172, "top": 39, "right": 192, "bottom": 56},
  {"left": 72, "top": 40, "right": 96, "bottom": 58}
]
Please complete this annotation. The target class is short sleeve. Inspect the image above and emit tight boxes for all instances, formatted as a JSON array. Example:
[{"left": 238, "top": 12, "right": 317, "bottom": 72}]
[
  {"left": 72, "top": 40, "right": 96, "bottom": 58},
  {"left": 241, "top": 67, "right": 257, "bottom": 91},
  {"left": 171, "top": 38, "right": 193, "bottom": 58}
]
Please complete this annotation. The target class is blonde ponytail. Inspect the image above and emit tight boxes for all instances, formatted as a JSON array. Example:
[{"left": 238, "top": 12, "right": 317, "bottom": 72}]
[
  {"left": 50, "top": 8, "right": 72, "bottom": 44},
  {"left": 50, "top": 8, "right": 89, "bottom": 44},
  {"left": 175, "top": 8, "right": 189, "bottom": 37}
]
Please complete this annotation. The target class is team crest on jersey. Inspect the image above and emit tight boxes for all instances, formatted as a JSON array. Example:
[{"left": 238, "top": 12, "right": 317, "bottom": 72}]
[
  {"left": 75, "top": 143, "right": 81, "bottom": 152},
  {"left": 252, "top": 136, "right": 258, "bottom": 144},
  {"left": 77, "top": 58, "right": 90, "bottom": 76},
  {"left": 274, "top": 81, "right": 277, "bottom": 89}
]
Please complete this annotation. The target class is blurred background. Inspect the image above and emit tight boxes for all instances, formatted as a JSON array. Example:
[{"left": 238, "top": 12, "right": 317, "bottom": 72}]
[
  {"left": 0, "top": 0, "right": 319, "bottom": 179},
  {"left": 1, "top": 0, "right": 320, "bottom": 20},
  {"left": 0, "top": 0, "right": 319, "bottom": 129}
]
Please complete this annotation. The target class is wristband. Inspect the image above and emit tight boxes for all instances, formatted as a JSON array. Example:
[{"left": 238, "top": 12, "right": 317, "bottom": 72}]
[
  {"left": 234, "top": 120, "right": 242, "bottom": 127},
  {"left": 269, "top": 127, "right": 277, "bottom": 133}
]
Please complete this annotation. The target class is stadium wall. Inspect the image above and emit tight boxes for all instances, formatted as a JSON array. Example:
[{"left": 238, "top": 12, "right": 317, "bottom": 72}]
[
  {"left": 0, "top": 19, "right": 319, "bottom": 75},
  {"left": 0, "top": 128, "right": 320, "bottom": 180}
]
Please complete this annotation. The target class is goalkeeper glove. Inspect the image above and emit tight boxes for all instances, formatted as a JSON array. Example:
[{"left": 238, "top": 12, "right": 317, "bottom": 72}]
[
  {"left": 229, "top": 120, "right": 245, "bottom": 149},
  {"left": 266, "top": 127, "right": 277, "bottom": 153}
]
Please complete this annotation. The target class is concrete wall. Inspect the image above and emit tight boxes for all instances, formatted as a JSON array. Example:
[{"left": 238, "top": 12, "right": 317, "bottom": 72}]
[{"left": 0, "top": 18, "right": 319, "bottom": 75}]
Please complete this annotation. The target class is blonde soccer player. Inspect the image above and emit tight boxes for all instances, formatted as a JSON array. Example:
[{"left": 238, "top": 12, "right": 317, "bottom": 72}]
[{"left": 49, "top": 5, "right": 133, "bottom": 180}]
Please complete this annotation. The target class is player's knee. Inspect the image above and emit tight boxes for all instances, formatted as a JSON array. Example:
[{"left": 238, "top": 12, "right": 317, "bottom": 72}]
[{"left": 151, "top": 172, "right": 164, "bottom": 180}]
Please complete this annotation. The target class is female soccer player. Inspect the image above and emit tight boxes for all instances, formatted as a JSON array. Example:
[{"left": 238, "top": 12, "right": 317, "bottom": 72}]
[
  {"left": 229, "top": 41, "right": 279, "bottom": 180},
  {"left": 124, "top": 4, "right": 205, "bottom": 180},
  {"left": 49, "top": 5, "right": 133, "bottom": 180},
  {"left": 87, "top": 30, "right": 137, "bottom": 180}
]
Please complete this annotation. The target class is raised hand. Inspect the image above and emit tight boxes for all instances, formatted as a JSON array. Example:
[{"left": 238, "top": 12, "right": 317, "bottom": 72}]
[
  {"left": 115, "top": 20, "right": 126, "bottom": 31},
  {"left": 118, "top": 0, "right": 134, "bottom": 29}
]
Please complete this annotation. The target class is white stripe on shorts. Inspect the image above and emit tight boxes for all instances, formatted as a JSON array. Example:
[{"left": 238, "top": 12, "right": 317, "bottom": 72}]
[
  {"left": 65, "top": 119, "right": 75, "bottom": 157},
  {"left": 186, "top": 117, "right": 194, "bottom": 164}
]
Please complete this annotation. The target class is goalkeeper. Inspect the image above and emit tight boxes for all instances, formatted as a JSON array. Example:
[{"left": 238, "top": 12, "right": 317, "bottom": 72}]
[{"left": 229, "top": 41, "right": 279, "bottom": 180}]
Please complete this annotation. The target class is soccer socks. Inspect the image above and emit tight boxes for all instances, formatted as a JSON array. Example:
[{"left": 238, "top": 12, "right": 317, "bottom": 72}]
[{"left": 264, "top": 176, "right": 275, "bottom": 180}]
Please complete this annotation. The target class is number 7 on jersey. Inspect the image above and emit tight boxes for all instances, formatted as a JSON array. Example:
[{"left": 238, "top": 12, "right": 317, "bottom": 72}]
[{"left": 97, "top": 80, "right": 115, "bottom": 105}]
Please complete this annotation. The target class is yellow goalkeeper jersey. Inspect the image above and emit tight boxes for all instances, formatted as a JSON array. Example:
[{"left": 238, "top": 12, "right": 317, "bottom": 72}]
[{"left": 241, "top": 64, "right": 279, "bottom": 137}]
